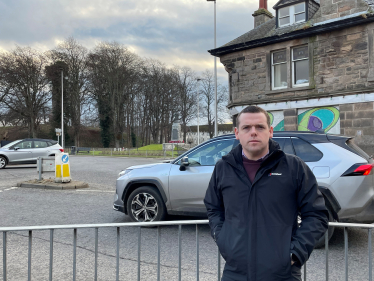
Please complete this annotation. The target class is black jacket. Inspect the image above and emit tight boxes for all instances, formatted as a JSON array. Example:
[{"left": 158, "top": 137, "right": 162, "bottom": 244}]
[{"left": 204, "top": 139, "right": 329, "bottom": 281}]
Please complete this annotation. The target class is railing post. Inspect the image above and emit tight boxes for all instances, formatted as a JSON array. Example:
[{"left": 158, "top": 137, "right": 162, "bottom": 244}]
[
  {"left": 218, "top": 248, "right": 221, "bottom": 281},
  {"left": 178, "top": 225, "right": 182, "bottom": 281},
  {"left": 304, "top": 262, "right": 306, "bottom": 281},
  {"left": 138, "top": 226, "right": 141, "bottom": 281},
  {"left": 28, "top": 230, "right": 32, "bottom": 281},
  {"left": 117, "top": 227, "right": 120, "bottom": 281},
  {"left": 345, "top": 227, "right": 348, "bottom": 281},
  {"left": 369, "top": 228, "right": 372, "bottom": 281},
  {"left": 3, "top": 232, "right": 7, "bottom": 281},
  {"left": 95, "top": 228, "right": 98, "bottom": 281},
  {"left": 73, "top": 228, "right": 77, "bottom": 281},
  {"left": 157, "top": 226, "right": 161, "bottom": 281},
  {"left": 196, "top": 225, "right": 199, "bottom": 281},
  {"left": 325, "top": 230, "right": 329, "bottom": 281},
  {"left": 49, "top": 229, "right": 54, "bottom": 281}
]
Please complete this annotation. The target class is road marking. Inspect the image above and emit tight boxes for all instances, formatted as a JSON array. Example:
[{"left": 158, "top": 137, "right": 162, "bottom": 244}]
[
  {"left": 75, "top": 190, "right": 113, "bottom": 193},
  {"left": 4, "top": 187, "right": 18, "bottom": 191}
]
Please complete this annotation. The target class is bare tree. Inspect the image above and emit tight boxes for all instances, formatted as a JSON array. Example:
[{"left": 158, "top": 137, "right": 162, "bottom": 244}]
[
  {"left": 198, "top": 70, "right": 230, "bottom": 138},
  {"left": 49, "top": 38, "right": 90, "bottom": 146},
  {"left": 174, "top": 67, "right": 197, "bottom": 142},
  {"left": 0, "top": 46, "right": 51, "bottom": 138}
]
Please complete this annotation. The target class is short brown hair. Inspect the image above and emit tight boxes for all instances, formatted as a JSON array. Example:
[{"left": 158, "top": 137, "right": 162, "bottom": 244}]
[{"left": 236, "top": 106, "right": 271, "bottom": 128}]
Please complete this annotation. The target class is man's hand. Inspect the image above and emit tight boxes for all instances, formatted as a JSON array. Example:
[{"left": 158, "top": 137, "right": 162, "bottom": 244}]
[{"left": 291, "top": 253, "right": 298, "bottom": 266}]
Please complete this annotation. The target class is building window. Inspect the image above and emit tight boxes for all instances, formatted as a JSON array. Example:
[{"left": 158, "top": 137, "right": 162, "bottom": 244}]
[
  {"left": 272, "top": 49, "right": 288, "bottom": 90},
  {"left": 292, "top": 45, "right": 309, "bottom": 87},
  {"left": 278, "top": 2, "right": 306, "bottom": 27}
]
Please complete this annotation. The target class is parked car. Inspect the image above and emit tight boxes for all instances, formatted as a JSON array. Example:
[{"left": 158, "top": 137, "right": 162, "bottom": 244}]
[
  {"left": 114, "top": 132, "right": 374, "bottom": 245},
  {"left": 0, "top": 138, "right": 63, "bottom": 168}
]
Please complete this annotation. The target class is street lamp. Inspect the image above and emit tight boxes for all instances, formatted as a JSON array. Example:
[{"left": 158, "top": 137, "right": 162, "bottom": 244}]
[
  {"left": 207, "top": 0, "right": 218, "bottom": 137},
  {"left": 196, "top": 78, "right": 201, "bottom": 145},
  {"left": 60, "top": 68, "right": 64, "bottom": 149}
]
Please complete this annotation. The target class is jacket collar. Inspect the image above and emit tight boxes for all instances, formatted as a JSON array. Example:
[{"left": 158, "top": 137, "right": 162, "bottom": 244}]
[{"left": 223, "top": 138, "right": 283, "bottom": 170}]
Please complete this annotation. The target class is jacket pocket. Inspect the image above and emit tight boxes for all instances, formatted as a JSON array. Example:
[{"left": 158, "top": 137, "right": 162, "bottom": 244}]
[
  {"left": 216, "top": 221, "right": 247, "bottom": 275},
  {"left": 256, "top": 225, "right": 293, "bottom": 280},
  {"left": 216, "top": 222, "right": 227, "bottom": 260}
]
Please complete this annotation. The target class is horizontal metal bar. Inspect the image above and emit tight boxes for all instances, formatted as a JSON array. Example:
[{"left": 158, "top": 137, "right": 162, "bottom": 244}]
[
  {"left": 329, "top": 222, "right": 374, "bottom": 228},
  {"left": 1, "top": 221, "right": 374, "bottom": 233},
  {"left": 0, "top": 220, "right": 210, "bottom": 232}
]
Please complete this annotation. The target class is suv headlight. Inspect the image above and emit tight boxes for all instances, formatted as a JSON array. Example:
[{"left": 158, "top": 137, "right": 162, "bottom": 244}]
[{"left": 118, "top": 169, "right": 132, "bottom": 178}]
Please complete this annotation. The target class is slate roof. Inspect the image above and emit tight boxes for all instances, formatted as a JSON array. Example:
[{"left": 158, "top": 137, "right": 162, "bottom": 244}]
[
  {"left": 210, "top": 0, "right": 374, "bottom": 56},
  {"left": 221, "top": 18, "right": 307, "bottom": 48}
]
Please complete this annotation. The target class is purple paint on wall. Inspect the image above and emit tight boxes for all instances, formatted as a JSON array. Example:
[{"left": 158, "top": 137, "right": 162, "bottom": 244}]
[{"left": 307, "top": 116, "right": 323, "bottom": 131}]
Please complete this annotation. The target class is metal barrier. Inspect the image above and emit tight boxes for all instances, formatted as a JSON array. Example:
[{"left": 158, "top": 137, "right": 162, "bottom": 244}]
[{"left": 0, "top": 221, "right": 373, "bottom": 281}]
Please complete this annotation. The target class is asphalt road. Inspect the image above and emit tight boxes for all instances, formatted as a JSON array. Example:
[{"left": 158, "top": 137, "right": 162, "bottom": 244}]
[{"left": 0, "top": 155, "right": 373, "bottom": 280}]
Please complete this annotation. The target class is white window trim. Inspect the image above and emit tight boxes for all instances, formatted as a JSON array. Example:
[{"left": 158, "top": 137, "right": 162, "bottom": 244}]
[
  {"left": 292, "top": 46, "right": 309, "bottom": 88},
  {"left": 278, "top": 2, "right": 306, "bottom": 27},
  {"left": 271, "top": 51, "right": 288, "bottom": 91}
]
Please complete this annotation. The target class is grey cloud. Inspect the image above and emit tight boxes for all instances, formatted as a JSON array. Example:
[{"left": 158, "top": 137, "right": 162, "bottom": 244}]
[{"left": 0, "top": 0, "right": 279, "bottom": 85}]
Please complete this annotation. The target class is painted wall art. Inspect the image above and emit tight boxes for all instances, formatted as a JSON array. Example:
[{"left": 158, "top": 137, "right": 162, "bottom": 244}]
[
  {"left": 297, "top": 106, "right": 340, "bottom": 134},
  {"left": 268, "top": 111, "right": 285, "bottom": 131}
]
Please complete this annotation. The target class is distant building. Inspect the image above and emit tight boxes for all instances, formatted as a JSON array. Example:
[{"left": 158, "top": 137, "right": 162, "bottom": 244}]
[{"left": 209, "top": 0, "right": 374, "bottom": 154}]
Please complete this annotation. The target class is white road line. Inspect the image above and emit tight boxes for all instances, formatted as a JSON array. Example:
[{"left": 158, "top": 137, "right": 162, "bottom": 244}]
[
  {"left": 4, "top": 187, "right": 18, "bottom": 191},
  {"left": 75, "top": 190, "right": 113, "bottom": 193}
]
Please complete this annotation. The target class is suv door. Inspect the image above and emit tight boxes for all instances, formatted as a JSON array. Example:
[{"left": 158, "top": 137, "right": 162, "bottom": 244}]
[
  {"left": 169, "top": 138, "right": 237, "bottom": 214},
  {"left": 32, "top": 140, "right": 49, "bottom": 160},
  {"left": 8, "top": 140, "right": 33, "bottom": 163}
]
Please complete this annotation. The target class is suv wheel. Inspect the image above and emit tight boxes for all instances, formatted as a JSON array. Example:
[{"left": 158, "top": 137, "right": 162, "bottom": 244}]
[
  {"left": 0, "top": 156, "right": 7, "bottom": 169},
  {"left": 127, "top": 186, "right": 166, "bottom": 222}
]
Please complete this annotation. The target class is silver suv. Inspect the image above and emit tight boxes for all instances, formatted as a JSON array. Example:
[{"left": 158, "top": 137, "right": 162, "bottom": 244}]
[
  {"left": 0, "top": 138, "right": 63, "bottom": 168},
  {"left": 114, "top": 132, "right": 374, "bottom": 229}
]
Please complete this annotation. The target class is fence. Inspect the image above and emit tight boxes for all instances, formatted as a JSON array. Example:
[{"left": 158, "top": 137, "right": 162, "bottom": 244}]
[
  {"left": 64, "top": 147, "right": 190, "bottom": 159},
  {"left": 1, "top": 221, "right": 373, "bottom": 281}
]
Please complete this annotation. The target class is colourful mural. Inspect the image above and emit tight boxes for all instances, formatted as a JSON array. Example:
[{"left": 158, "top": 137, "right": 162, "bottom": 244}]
[
  {"left": 268, "top": 111, "right": 285, "bottom": 131},
  {"left": 298, "top": 107, "right": 340, "bottom": 134}
]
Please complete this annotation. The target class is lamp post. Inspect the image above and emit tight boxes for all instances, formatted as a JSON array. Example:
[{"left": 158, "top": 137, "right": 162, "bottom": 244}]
[
  {"left": 60, "top": 68, "right": 64, "bottom": 149},
  {"left": 196, "top": 78, "right": 201, "bottom": 145},
  {"left": 207, "top": 0, "right": 218, "bottom": 137}
]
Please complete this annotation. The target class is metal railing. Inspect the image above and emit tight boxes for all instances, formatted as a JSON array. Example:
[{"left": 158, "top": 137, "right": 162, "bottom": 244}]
[
  {"left": 65, "top": 147, "right": 189, "bottom": 159},
  {"left": 0, "top": 221, "right": 373, "bottom": 281}
]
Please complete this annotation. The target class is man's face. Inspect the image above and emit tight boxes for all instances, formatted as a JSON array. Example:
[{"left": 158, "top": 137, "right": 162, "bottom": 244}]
[{"left": 234, "top": 112, "right": 273, "bottom": 160}]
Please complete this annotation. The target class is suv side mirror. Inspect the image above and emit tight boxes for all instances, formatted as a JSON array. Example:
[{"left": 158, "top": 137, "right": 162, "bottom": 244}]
[
  {"left": 179, "top": 156, "right": 189, "bottom": 171},
  {"left": 14, "top": 147, "right": 20, "bottom": 150}
]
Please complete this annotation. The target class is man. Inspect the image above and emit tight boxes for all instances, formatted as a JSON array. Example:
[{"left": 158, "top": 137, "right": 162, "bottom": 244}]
[{"left": 204, "top": 106, "right": 328, "bottom": 281}]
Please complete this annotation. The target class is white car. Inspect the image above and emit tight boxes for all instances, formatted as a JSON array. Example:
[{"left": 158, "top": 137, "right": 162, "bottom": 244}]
[{"left": 0, "top": 138, "right": 63, "bottom": 168}]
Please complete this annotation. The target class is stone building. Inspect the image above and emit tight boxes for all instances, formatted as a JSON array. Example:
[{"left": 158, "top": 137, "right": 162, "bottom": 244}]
[{"left": 209, "top": 0, "right": 374, "bottom": 154}]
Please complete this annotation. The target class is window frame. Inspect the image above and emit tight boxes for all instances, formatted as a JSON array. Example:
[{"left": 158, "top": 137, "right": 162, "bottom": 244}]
[
  {"left": 271, "top": 49, "right": 288, "bottom": 91},
  {"left": 291, "top": 137, "right": 323, "bottom": 162},
  {"left": 278, "top": 2, "right": 306, "bottom": 27},
  {"left": 292, "top": 45, "right": 309, "bottom": 88},
  {"left": 176, "top": 138, "right": 237, "bottom": 166}
]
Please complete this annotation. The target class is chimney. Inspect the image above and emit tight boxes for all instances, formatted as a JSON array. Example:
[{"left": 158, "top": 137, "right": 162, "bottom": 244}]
[{"left": 252, "top": 0, "right": 273, "bottom": 28}]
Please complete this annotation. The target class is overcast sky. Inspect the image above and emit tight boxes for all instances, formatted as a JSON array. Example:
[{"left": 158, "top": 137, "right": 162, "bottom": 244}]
[{"left": 0, "top": 0, "right": 279, "bottom": 85}]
